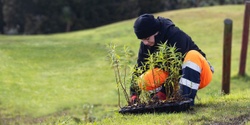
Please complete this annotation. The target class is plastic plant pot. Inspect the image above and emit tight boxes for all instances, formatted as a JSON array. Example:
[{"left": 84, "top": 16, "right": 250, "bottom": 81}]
[{"left": 119, "top": 98, "right": 193, "bottom": 114}]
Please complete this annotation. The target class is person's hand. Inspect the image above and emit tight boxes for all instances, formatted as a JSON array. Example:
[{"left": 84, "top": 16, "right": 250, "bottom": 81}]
[
  {"left": 154, "top": 91, "right": 166, "bottom": 100},
  {"left": 129, "top": 95, "right": 138, "bottom": 105}
]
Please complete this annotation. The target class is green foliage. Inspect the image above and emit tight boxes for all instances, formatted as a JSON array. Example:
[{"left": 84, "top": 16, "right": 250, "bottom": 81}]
[
  {"left": 136, "top": 42, "right": 184, "bottom": 102},
  {"left": 138, "top": 0, "right": 165, "bottom": 14},
  {"left": 0, "top": 0, "right": 3, "bottom": 33},
  {"left": 0, "top": 0, "right": 244, "bottom": 34},
  {"left": 164, "top": 0, "right": 243, "bottom": 10},
  {"left": 1, "top": 0, "right": 139, "bottom": 34},
  {"left": 155, "top": 43, "right": 183, "bottom": 97},
  {"left": 108, "top": 41, "right": 185, "bottom": 105},
  {"left": 107, "top": 43, "right": 134, "bottom": 106}
]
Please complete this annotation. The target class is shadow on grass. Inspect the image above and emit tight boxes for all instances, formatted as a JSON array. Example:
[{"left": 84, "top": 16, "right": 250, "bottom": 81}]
[
  {"left": 188, "top": 96, "right": 250, "bottom": 124},
  {"left": 209, "top": 113, "right": 250, "bottom": 125},
  {"left": 0, "top": 103, "right": 119, "bottom": 125},
  {"left": 232, "top": 73, "right": 250, "bottom": 81}
]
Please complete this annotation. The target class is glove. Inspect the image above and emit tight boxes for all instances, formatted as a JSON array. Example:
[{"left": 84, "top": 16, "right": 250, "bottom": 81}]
[
  {"left": 129, "top": 95, "right": 138, "bottom": 105},
  {"left": 155, "top": 91, "right": 166, "bottom": 100}
]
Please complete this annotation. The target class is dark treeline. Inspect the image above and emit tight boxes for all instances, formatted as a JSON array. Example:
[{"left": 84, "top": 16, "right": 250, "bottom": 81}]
[{"left": 0, "top": 0, "right": 243, "bottom": 35}]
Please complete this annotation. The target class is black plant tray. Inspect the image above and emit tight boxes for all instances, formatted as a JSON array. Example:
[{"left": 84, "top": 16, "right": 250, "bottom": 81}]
[{"left": 119, "top": 98, "right": 193, "bottom": 114}]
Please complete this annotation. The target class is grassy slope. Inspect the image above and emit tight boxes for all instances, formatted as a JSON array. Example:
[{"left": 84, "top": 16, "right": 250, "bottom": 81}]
[{"left": 0, "top": 5, "right": 249, "bottom": 124}]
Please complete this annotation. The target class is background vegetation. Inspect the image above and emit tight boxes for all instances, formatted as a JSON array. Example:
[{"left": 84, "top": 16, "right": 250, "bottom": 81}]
[
  {"left": 0, "top": 0, "right": 244, "bottom": 34},
  {"left": 0, "top": 4, "right": 250, "bottom": 125}
]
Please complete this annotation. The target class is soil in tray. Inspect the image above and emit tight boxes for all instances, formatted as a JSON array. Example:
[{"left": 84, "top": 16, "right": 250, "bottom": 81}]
[{"left": 119, "top": 98, "right": 193, "bottom": 114}]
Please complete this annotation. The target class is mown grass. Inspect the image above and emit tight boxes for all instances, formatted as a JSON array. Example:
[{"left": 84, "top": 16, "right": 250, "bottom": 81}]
[{"left": 0, "top": 5, "right": 250, "bottom": 125}]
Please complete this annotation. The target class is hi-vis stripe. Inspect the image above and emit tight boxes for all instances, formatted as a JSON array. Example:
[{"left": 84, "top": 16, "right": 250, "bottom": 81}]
[
  {"left": 149, "top": 86, "right": 162, "bottom": 94},
  {"left": 179, "top": 77, "right": 199, "bottom": 90},
  {"left": 180, "top": 60, "right": 201, "bottom": 90},
  {"left": 182, "top": 61, "right": 201, "bottom": 73}
]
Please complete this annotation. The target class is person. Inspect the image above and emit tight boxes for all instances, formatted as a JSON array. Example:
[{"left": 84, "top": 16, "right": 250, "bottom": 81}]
[{"left": 130, "top": 13, "right": 214, "bottom": 106}]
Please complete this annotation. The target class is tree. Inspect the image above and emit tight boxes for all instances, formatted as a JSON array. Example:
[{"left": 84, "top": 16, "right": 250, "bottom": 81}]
[
  {"left": 61, "top": 6, "right": 74, "bottom": 32},
  {"left": 2, "top": 0, "right": 23, "bottom": 34},
  {"left": 0, "top": 0, "right": 244, "bottom": 34},
  {"left": 0, "top": 0, "right": 4, "bottom": 33},
  {"left": 138, "top": 0, "right": 165, "bottom": 14}
]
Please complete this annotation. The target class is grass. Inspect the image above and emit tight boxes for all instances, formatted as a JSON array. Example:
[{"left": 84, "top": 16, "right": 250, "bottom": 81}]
[{"left": 0, "top": 4, "right": 250, "bottom": 125}]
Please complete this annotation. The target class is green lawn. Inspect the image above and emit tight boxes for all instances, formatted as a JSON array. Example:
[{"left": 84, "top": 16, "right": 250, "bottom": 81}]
[{"left": 0, "top": 5, "right": 250, "bottom": 125}]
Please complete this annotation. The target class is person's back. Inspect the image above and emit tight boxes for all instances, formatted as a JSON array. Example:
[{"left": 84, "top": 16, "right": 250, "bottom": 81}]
[
  {"left": 156, "top": 16, "right": 206, "bottom": 58},
  {"left": 136, "top": 15, "right": 205, "bottom": 68}
]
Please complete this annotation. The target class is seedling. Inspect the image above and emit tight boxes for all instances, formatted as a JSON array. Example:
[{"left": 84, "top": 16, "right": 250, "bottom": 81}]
[
  {"left": 107, "top": 43, "right": 134, "bottom": 107},
  {"left": 107, "top": 42, "right": 191, "bottom": 113}
]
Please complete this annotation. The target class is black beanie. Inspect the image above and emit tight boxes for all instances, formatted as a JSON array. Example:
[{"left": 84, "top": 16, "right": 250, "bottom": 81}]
[{"left": 134, "top": 14, "right": 160, "bottom": 39}]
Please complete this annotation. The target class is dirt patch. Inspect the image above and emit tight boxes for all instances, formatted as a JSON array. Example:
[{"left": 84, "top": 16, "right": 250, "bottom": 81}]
[
  {"left": 0, "top": 104, "right": 114, "bottom": 125},
  {"left": 0, "top": 109, "right": 70, "bottom": 125},
  {"left": 207, "top": 113, "right": 250, "bottom": 125}
]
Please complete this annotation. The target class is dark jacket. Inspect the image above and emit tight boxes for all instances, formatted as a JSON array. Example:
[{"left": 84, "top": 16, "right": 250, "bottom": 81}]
[{"left": 130, "top": 16, "right": 206, "bottom": 96}]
